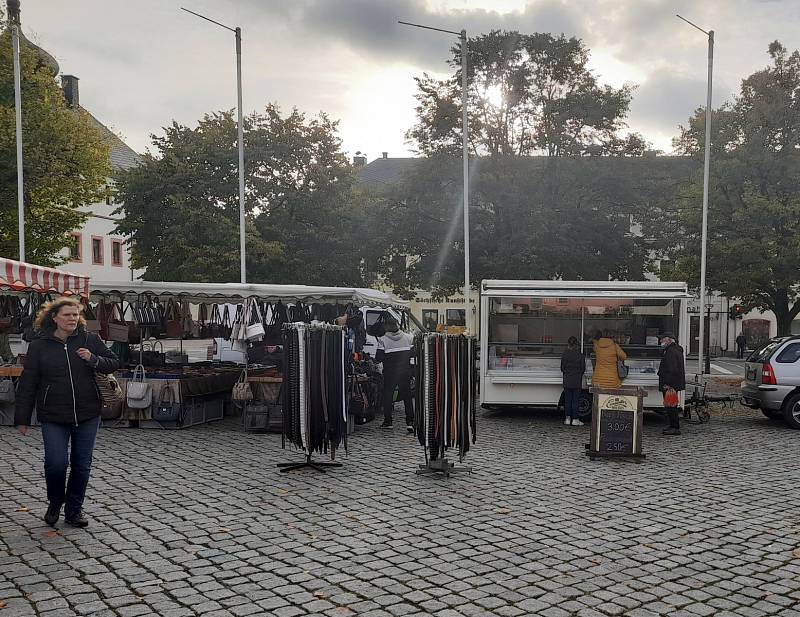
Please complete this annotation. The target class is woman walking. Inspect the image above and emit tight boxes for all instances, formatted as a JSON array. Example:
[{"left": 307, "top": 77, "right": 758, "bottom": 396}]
[{"left": 15, "top": 297, "right": 119, "bottom": 528}]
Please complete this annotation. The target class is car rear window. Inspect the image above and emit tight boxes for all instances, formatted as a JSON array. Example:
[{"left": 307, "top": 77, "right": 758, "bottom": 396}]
[
  {"left": 747, "top": 340, "right": 783, "bottom": 363},
  {"left": 775, "top": 342, "right": 800, "bottom": 363}
]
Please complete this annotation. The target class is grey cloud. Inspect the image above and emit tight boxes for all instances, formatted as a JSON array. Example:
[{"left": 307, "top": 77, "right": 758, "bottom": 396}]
[{"left": 228, "top": 0, "right": 589, "bottom": 70}]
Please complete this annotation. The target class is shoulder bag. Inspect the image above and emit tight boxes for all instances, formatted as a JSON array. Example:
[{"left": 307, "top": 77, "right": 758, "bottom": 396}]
[
  {"left": 232, "top": 368, "right": 253, "bottom": 402},
  {"left": 152, "top": 381, "right": 179, "bottom": 422},
  {"left": 245, "top": 299, "right": 265, "bottom": 342},
  {"left": 126, "top": 364, "right": 152, "bottom": 409},
  {"left": 0, "top": 377, "right": 15, "bottom": 404}
]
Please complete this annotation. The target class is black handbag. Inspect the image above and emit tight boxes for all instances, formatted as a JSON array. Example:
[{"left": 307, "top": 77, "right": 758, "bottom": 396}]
[{"left": 152, "top": 381, "right": 179, "bottom": 422}]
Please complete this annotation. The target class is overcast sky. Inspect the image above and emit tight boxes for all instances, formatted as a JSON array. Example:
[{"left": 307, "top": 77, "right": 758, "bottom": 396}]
[{"left": 21, "top": 0, "right": 800, "bottom": 161}]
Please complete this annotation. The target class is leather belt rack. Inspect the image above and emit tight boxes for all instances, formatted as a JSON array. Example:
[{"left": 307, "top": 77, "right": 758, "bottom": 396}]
[
  {"left": 413, "top": 333, "right": 476, "bottom": 477},
  {"left": 278, "top": 322, "right": 347, "bottom": 473}
]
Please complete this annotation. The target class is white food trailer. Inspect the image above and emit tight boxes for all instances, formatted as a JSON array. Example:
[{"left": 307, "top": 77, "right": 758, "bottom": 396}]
[{"left": 479, "top": 280, "right": 690, "bottom": 416}]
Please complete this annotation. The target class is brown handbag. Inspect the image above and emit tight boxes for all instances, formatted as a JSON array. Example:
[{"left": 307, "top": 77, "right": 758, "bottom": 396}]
[
  {"left": 164, "top": 299, "right": 184, "bottom": 339},
  {"left": 106, "top": 302, "right": 130, "bottom": 343}
]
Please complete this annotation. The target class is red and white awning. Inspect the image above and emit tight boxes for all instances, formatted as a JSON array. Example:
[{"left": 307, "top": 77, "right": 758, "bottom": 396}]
[{"left": 0, "top": 257, "right": 90, "bottom": 297}]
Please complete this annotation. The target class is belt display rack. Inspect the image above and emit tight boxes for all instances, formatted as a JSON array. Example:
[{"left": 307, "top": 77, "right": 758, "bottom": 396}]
[
  {"left": 279, "top": 323, "right": 347, "bottom": 472},
  {"left": 413, "top": 333, "right": 477, "bottom": 477}
]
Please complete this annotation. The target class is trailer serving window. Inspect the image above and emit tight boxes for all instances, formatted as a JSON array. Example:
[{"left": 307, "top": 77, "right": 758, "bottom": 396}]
[{"left": 488, "top": 296, "right": 680, "bottom": 370}]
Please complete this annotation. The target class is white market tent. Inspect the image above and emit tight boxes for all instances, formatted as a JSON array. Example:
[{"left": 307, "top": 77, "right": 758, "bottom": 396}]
[{"left": 89, "top": 280, "right": 410, "bottom": 310}]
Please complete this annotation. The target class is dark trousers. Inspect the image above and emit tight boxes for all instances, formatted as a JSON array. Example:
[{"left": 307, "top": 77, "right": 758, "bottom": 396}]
[
  {"left": 563, "top": 388, "right": 582, "bottom": 419},
  {"left": 665, "top": 408, "right": 681, "bottom": 429},
  {"left": 737, "top": 345, "right": 745, "bottom": 359},
  {"left": 382, "top": 354, "right": 414, "bottom": 425},
  {"left": 40, "top": 417, "right": 100, "bottom": 516}
]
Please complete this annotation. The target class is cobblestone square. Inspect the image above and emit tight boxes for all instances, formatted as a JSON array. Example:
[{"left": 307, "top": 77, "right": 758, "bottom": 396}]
[{"left": 1, "top": 400, "right": 798, "bottom": 616}]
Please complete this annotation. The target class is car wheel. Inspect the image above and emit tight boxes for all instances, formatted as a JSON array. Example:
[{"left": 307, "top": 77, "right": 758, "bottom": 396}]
[
  {"left": 782, "top": 392, "right": 800, "bottom": 429},
  {"left": 577, "top": 392, "right": 592, "bottom": 421},
  {"left": 761, "top": 408, "right": 783, "bottom": 420}
]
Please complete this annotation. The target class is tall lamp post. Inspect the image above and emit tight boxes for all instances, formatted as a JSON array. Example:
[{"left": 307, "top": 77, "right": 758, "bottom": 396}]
[
  {"left": 398, "top": 21, "right": 471, "bottom": 333},
  {"left": 677, "top": 14, "right": 714, "bottom": 377},
  {"left": 7, "top": 0, "right": 25, "bottom": 261},
  {"left": 182, "top": 7, "right": 247, "bottom": 284}
]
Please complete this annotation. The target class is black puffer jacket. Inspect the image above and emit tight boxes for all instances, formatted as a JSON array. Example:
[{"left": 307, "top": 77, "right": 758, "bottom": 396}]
[
  {"left": 658, "top": 342, "right": 686, "bottom": 392},
  {"left": 15, "top": 328, "right": 120, "bottom": 426}
]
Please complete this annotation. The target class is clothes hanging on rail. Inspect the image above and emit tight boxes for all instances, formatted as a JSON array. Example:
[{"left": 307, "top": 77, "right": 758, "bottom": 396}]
[
  {"left": 413, "top": 333, "right": 476, "bottom": 462},
  {"left": 282, "top": 323, "right": 347, "bottom": 457}
]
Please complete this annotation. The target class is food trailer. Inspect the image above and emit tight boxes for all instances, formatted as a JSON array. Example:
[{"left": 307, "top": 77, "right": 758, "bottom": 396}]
[{"left": 479, "top": 280, "right": 690, "bottom": 416}]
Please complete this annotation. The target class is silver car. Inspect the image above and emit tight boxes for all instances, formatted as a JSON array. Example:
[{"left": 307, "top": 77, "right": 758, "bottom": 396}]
[{"left": 741, "top": 336, "right": 800, "bottom": 429}]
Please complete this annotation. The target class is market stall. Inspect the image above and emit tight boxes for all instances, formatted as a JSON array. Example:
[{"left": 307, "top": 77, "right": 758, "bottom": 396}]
[
  {"left": 87, "top": 280, "right": 409, "bottom": 430},
  {"left": 0, "top": 257, "right": 91, "bottom": 425}
]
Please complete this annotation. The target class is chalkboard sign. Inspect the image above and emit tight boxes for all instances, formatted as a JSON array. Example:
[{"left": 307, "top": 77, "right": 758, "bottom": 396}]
[{"left": 587, "top": 387, "right": 645, "bottom": 460}]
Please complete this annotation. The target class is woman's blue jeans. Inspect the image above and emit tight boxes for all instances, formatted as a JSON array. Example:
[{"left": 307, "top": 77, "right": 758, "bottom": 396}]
[{"left": 40, "top": 417, "right": 100, "bottom": 516}]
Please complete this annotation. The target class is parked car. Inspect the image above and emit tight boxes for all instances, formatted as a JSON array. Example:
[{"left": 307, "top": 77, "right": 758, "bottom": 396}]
[{"left": 740, "top": 336, "right": 800, "bottom": 429}]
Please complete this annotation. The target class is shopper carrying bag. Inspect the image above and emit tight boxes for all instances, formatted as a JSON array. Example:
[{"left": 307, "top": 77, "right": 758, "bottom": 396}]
[{"left": 14, "top": 297, "right": 120, "bottom": 529}]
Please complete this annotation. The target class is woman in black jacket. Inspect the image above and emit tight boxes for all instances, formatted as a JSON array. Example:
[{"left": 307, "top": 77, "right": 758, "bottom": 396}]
[{"left": 15, "top": 297, "right": 120, "bottom": 528}]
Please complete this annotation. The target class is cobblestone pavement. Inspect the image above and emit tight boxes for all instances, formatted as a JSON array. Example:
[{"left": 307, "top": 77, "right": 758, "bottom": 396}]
[{"left": 2, "top": 396, "right": 799, "bottom": 616}]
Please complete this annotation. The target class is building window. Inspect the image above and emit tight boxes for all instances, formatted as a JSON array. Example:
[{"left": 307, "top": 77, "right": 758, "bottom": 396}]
[
  {"left": 111, "top": 240, "right": 123, "bottom": 267},
  {"left": 421, "top": 309, "right": 439, "bottom": 331},
  {"left": 91, "top": 237, "right": 104, "bottom": 265},
  {"left": 68, "top": 233, "right": 82, "bottom": 262}
]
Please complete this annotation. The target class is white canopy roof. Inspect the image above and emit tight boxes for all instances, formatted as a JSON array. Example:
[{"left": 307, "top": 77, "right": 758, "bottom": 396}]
[{"left": 89, "top": 280, "right": 409, "bottom": 309}]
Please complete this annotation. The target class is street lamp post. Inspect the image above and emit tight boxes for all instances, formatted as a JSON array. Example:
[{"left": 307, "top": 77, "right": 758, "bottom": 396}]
[
  {"left": 677, "top": 14, "right": 714, "bottom": 377},
  {"left": 398, "top": 21, "right": 471, "bottom": 333},
  {"left": 182, "top": 7, "right": 247, "bottom": 284},
  {"left": 7, "top": 0, "right": 25, "bottom": 261}
]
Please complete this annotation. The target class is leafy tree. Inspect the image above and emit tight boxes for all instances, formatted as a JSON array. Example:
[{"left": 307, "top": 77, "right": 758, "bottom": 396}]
[
  {"left": 649, "top": 42, "right": 800, "bottom": 335},
  {"left": 0, "top": 28, "right": 111, "bottom": 264},
  {"left": 115, "top": 105, "right": 365, "bottom": 285},
  {"left": 407, "top": 30, "right": 645, "bottom": 157},
  {"left": 373, "top": 155, "right": 667, "bottom": 296}
]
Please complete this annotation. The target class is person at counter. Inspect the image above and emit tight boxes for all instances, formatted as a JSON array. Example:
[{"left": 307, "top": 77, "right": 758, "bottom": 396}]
[
  {"left": 590, "top": 330, "right": 627, "bottom": 389},
  {"left": 14, "top": 297, "right": 120, "bottom": 528},
  {"left": 658, "top": 332, "right": 685, "bottom": 436},
  {"left": 560, "top": 336, "right": 586, "bottom": 426}
]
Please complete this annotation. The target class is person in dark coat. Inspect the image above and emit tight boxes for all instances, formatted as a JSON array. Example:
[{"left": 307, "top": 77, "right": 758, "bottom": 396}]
[
  {"left": 15, "top": 297, "right": 120, "bottom": 528},
  {"left": 735, "top": 332, "right": 747, "bottom": 359},
  {"left": 560, "top": 336, "right": 586, "bottom": 426},
  {"left": 657, "top": 332, "right": 685, "bottom": 435}
]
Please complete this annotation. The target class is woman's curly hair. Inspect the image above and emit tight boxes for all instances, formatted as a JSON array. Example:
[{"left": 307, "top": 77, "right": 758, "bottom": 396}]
[{"left": 34, "top": 297, "right": 86, "bottom": 332}]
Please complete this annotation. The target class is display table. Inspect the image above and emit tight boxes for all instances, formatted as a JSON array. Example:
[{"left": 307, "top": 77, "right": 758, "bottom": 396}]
[
  {"left": 115, "top": 368, "right": 241, "bottom": 429},
  {"left": 0, "top": 366, "right": 23, "bottom": 378}
]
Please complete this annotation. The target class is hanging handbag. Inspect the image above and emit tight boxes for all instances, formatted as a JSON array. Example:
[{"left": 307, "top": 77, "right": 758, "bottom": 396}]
[
  {"left": 152, "top": 381, "right": 179, "bottom": 422},
  {"left": 0, "top": 297, "right": 13, "bottom": 333},
  {"left": 232, "top": 369, "right": 253, "bottom": 402},
  {"left": 141, "top": 340, "right": 165, "bottom": 367},
  {"left": 245, "top": 300, "right": 265, "bottom": 342},
  {"left": 123, "top": 303, "right": 142, "bottom": 344},
  {"left": 0, "top": 377, "right": 15, "bottom": 404},
  {"left": 83, "top": 301, "right": 101, "bottom": 333},
  {"left": 164, "top": 299, "right": 184, "bottom": 338},
  {"left": 126, "top": 364, "right": 152, "bottom": 409},
  {"left": 263, "top": 301, "right": 285, "bottom": 346},
  {"left": 221, "top": 305, "right": 233, "bottom": 339},
  {"left": 181, "top": 300, "right": 196, "bottom": 339},
  {"left": 209, "top": 304, "right": 222, "bottom": 338},
  {"left": 106, "top": 303, "right": 130, "bottom": 343},
  {"left": 230, "top": 304, "right": 245, "bottom": 342},
  {"left": 198, "top": 303, "right": 210, "bottom": 338}
]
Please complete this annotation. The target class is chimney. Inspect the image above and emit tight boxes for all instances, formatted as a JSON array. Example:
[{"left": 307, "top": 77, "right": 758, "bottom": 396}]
[
  {"left": 61, "top": 74, "right": 79, "bottom": 108},
  {"left": 382, "top": 151, "right": 388, "bottom": 159},
  {"left": 353, "top": 155, "right": 367, "bottom": 168}
]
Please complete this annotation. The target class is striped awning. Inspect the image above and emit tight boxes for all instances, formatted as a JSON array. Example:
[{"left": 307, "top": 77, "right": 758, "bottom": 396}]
[{"left": 0, "top": 257, "right": 90, "bottom": 297}]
